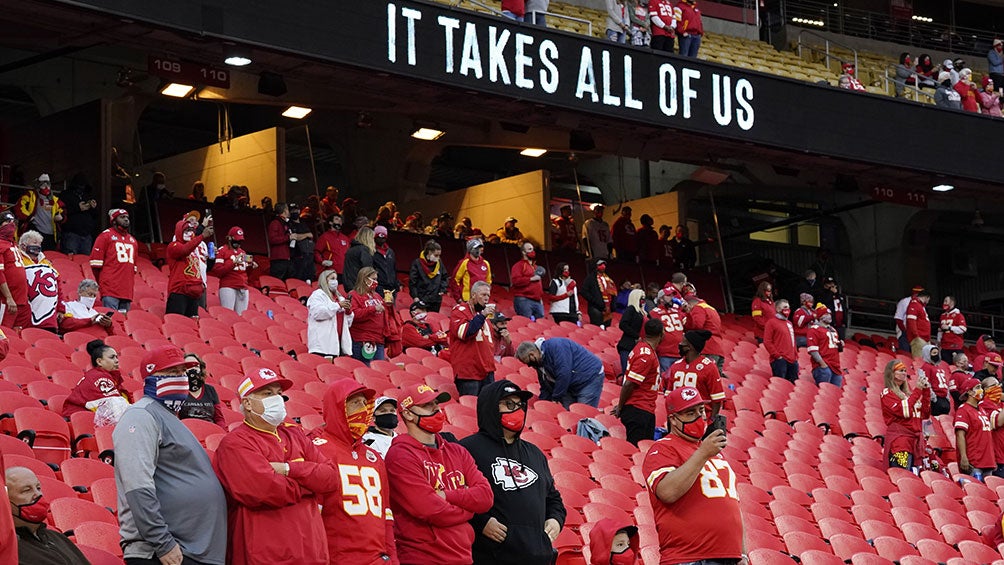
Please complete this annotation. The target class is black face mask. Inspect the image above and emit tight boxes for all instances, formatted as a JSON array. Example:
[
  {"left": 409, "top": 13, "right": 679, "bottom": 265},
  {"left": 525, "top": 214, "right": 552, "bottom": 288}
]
[
  {"left": 474, "top": 303, "right": 486, "bottom": 312},
  {"left": 931, "top": 354, "right": 941, "bottom": 364},
  {"left": 678, "top": 343, "right": 688, "bottom": 357},
  {"left": 187, "top": 368, "right": 204, "bottom": 392},
  {"left": 374, "top": 413, "right": 398, "bottom": 430},
  {"left": 375, "top": 237, "right": 387, "bottom": 245},
  {"left": 230, "top": 241, "right": 242, "bottom": 249}
]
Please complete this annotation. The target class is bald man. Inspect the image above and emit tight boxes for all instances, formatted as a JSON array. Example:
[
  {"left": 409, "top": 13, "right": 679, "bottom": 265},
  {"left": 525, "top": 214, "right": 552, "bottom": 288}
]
[{"left": 6, "top": 466, "right": 90, "bottom": 564}]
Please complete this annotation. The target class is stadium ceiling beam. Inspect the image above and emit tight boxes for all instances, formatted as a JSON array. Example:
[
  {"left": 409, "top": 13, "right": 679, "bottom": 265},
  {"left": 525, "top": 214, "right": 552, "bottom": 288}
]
[{"left": 720, "top": 199, "right": 879, "bottom": 241}]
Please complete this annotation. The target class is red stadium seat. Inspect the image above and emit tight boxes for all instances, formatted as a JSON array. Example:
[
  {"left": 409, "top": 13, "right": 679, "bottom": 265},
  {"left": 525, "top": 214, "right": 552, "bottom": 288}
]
[
  {"left": 818, "top": 517, "right": 862, "bottom": 538},
  {"left": 748, "top": 548, "right": 798, "bottom": 565},
  {"left": 829, "top": 533, "right": 876, "bottom": 561},
  {"left": 871, "top": 536, "right": 920, "bottom": 561},
  {"left": 782, "top": 530, "right": 833, "bottom": 556},
  {"left": 582, "top": 502, "right": 630, "bottom": 524},
  {"left": 74, "top": 520, "right": 124, "bottom": 557},
  {"left": 849, "top": 554, "right": 895, "bottom": 565},
  {"left": 38, "top": 475, "right": 80, "bottom": 502},
  {"left": 770, "top": 500, "right": 814, "bottom": 524},
  {"left": 3, "top": 453, "right": 57, "bottom": 478},
  {"left": 182, "top": 418, "right": 227, "bottom": 447},
  {"left": 939, "top": 523, "right": 980, "bottom": 545},
  {"left": 89, "top": 477, "right": 117, "bottom": 512},
  {"left": 891, "top": 506, "right": 934, "bottom": 529},
  {"left": 554, "top": 471, "right": 596, "bottom": 494},
  {"left": 958, "top": 539, "right": 1003, "bottom": 562},
  {"left": 914, "top": 539, "right": 961, "bottom": 563},
  {"left": 13, "top": 407, "right": 71, "bottom": 464},
  {"left": 49, "top": 498, "right": 117, "bottom": 532},
  {"left": 746, "top": 529, "right": 786, "bottom": 553},
  {"left": 0, "top": 432, "right": 36, "bottom": 458},
  {"left": 76, "top": 544, "right": 126, "bottom": 565},
  {"left": 776, "top": 515, "right": 821, "bottom": 537},
  {"left": 897, "top": 557, "right": 937, "bottom": 565},
  {"left": 60, "top": 458, "right": 114, "bottom": 494}
]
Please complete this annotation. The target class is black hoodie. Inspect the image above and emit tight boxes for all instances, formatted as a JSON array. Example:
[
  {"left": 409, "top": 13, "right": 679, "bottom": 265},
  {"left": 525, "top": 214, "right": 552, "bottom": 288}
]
[{"left": 459, "top": 380, "right": 566, "bottom": 565}]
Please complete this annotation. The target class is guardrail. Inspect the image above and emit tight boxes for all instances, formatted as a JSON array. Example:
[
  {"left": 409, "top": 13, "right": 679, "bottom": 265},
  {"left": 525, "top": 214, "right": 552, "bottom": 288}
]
[
  {"left": 881, "top": 65, "right": 937, "bottom": 103},
  {"left": 846, "top": 294, "right": 1003, "bottom": 342},
  {"left": 527, "top": 11, "right": 594, "bottom": 36},
  {"left": 797, "top": 29, "right": 858, "bottom": 75}
]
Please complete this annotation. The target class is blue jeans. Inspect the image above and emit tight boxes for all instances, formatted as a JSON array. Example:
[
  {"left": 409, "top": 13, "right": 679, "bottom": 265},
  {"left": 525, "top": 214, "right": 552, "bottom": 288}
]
[
  {"left": 606, "top": 29, "right": 626, "bottom": 43},
  {"left": 679, "top": 34, "right": 702, "bottom": 57},
  {"left": 558, "top": 372, "right": 604, "bottom": 408},
  {"left": 770, "top": 358, "right": 798, "bottom": 382},
  {"left": 101, "top": 296, "right": 132, "bottom": 312},
  {"left": 61, "top": 232, "right": 92, "bottom": 255},
  {"left": 527, "top": 12, "right": 547, "bottom": 27},
  {"left": 796, "top": 336, "right": 807, "bottom": 348},
  {"left": 619, "top": 349, "right": 630, "bottom": 376},
  {"left": 513, "top": 296, "right": 545, "bottom": 320},
  {"left": 897, "top": 334, "right": 910, "bottom": 353},
  {"left": 351, "top": 341, "right": 385, "bottom": 367},
  {"left": 456, "top": 372, "right": 495, "bottom": 397},
  {"left": 658, "top": 356, "right": 680, "bottom": 375},
  {"left": 502, "top": 11, "right": 524, "bottom": 22},
  {"left": 813, "top": 367, "right": 843, "bottom": 387}
]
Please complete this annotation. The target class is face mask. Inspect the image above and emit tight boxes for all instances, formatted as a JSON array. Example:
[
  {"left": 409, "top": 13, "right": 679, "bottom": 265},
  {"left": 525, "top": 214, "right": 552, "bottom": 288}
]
[
  {"left": 0, "top": 223, "right": 15, "bottom": 241},
  {"left": 781, "top": 308, "right": 792, "bottom": 317},
  {"left": 526, "top": 251, "right": 536, "bottom": 260},
  {"left": 80, "top": 296, "right": 96, "bottom": 309},
  {"left": 346, "top": 404, "right": 374, "bottom": 441},
  {"left": 15, "top": 496, "right": 49, "bottom": 524},
  {"left": 183, "top": 231, "right": 194, "bottom": 242},
  {"left": 474, "top": 302, "right": 486, "bottom": 312},
  {"left": 367, "top": 279, "right": 379, "bottom": 291},
  {"left": 610, "top": 548, "right": 637, "bottom": 565},
  {"left": 676, "top": 413, "right": 707, "bottom": 440},
  {"left": 820, "top": 314, "right": 832, "bottom": 324},
  {"left": 39, "top": 187, "right": 51, "bottom": 196},
  {"left": 942, "top": 304, "right": 950, "bottom": 311},
  {"left": 765, "top": 290, "right": 772, "bottom": 299},
  {"left": 678, "top": 344, "right": 688, "bottom": 358},
  {"left": 986, "top": 385, "right": 1003, "bottom": 403},
  {"left": 411, "top": 409, "right": 446, "bottom": 434},
  {"left": 143, "top": 374, "right": 191, "bottom": 412},
  {"left": 253, "top": 395, "right": 287, "bottom": 427},
  {"left": 187, "top": 369, "right": 204, "bottom": 392},
  {"left": 563, "top": 269, "right": 570, "bottom": 277},
  {"left": 375, "top": 413, "right": 398, "bottom": 430},
  {"left": 597, "top": 264, "right": 607, "bottom": 272},
  {"left": 25, "top": 245, "right": 41, "bottom": 256},
  {"left": 327, "top": 277, "right": 339, "bottom": 289},
  {"left": 414, "top": 312, "right": 427, "bottom": 321},
  {"left": 231, "top": 241, "right": 242, "bottom": 249},
  {"left": 331, "top": 224, "right": 342, "bottom": 231},
  {"left": 975, "top": 389, "right": 985, "bottom": 401},
  {"left": 930, "top": 354, "right": 941, "bottom": 364},
  {"left": 375, "top": 237, "right": 387, "bottom": 245},
  {"left": 500, "top": 409, "right": 527, "bottom": 432}
]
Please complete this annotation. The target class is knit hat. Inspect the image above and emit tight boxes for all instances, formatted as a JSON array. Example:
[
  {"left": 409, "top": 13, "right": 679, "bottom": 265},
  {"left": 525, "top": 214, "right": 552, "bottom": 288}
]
[
  {"left": 109, "top": 209, "right": 128, "bottom": 222},
  {"left": 683, "top": 330, "right": 712, "bottom": 353},
  {"left": 374, "top": 225, "right": 388, "bottom": 237},
  {"left": 814, "top": 304, "right": 831, "bottom": 318},
  {"left": 799, "top": 293, "right": 814, "bottom": 304}
]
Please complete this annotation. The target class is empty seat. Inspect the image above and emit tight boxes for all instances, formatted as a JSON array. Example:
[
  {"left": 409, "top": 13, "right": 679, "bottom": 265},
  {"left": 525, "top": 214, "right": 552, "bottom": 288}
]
[{"left": 49, "top": 497, "right": 117, "bottom": 532}]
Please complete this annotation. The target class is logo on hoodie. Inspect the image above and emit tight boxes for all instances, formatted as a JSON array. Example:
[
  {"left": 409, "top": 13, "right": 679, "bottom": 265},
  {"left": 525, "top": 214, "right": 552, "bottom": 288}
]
[{"left": 491, "top": 457, "right": 539, "bottom": 491}]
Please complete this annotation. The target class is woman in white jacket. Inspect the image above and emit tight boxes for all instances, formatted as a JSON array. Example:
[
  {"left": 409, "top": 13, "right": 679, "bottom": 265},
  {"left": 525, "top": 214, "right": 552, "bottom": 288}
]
[
  {"left": 547, "top": 262, "right": 581, "bottom": 325},
  {"left": 307, "top": 269, "right": 354, "bottom": 357}
]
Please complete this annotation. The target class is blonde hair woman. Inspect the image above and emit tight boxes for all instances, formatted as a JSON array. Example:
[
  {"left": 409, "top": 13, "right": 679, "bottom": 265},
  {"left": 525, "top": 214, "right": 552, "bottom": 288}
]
[
  {"left": 616, "top": 288, "right": 646, "bottom": 375},
  {"left": 306, "top": 270, "right": 354, "bottom": 358},
  {"left": 348, "top": 266, "right": 388, "bottom": 366},
  {"left": 880, "top": 360, "right": 930, "bottom": 470}
]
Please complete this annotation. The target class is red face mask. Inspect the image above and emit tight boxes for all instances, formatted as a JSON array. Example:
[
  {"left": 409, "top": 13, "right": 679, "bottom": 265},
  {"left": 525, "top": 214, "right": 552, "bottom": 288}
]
[
  {"left": 526, "top": 251, "right": 536, "bottom": 260},
  {"left": 781, "top": 308, "right": 792, "bottom": 317},
  {"left": 563, "top": 268, "right": 570, "bottom": 277},
  {"left": 676, "top": 413, "right": 707, "bottom": 440},
  {"left": 16, "top": 496, "right": 50, "bottom": 524},
  {"left": 611, "top": 549, "right": 637, "bottom": 565},
  {"left": 367, "top": 279, "right": 379, "bottom": 291},
  {"left": 412, "top": 409, "right": 446, "bottom": 433},
  {"left": 500, "top": 409, "right": 526, "bottom": 432},
  {"left": 942, "top": 304, "right": 950, "bottom": 311},
  {"left": 597, "top": 264, "right": 607, "bottom": 273}
]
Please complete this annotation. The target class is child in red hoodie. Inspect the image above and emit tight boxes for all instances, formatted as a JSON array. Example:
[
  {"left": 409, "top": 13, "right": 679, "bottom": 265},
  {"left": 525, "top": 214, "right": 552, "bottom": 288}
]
[
  {"left": 588, "top": 518, "right": 640, "bottom": 565},
  {"left": 166, "top": 219, "right": 213, "bottom": 317}
]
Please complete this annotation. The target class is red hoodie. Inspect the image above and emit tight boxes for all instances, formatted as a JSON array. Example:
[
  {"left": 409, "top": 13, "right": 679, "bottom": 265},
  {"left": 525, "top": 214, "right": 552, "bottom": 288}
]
[
  {"left": 311, "top": 379, "right": 398, "bottom": 565},
  {"left": 684, "top": 300, "right": 724, "bottom": 357},
  {"left": 974, "top": 335, "right": 995, "bottom": 372},
  {"left": 385, "top": 430, "right": 494, "bottom": 565},
  {"left": 510, "top": 258, "right": 543, "bottom": 301},
  {"left": 166, "top": 220, "right": 206, "bottom": 297},
  {"left": 588, "top": 518, "right": 640, "bottom": 565}
]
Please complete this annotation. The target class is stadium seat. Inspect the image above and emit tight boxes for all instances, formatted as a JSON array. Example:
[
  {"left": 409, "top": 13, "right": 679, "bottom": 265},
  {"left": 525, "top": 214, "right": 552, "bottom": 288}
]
[
  {"left": 871, "top": 536, "right": 920, "bottom": 560},
  {"left": 817, "top": 517, "right": 862, "bottom": 538},
  {"left": 76, "top": 544, "right": 126, "bottom": 565},
  {"left": 776, "top": 515, "right": 821, "bottom": 537},
  {"left": 182, "top": 418, "right": 227, "bottom": 447},
  {"left": 914, "top": 539, "right": 961, "bottom": 562},
  {"left": 4, "top": 453, "right": 57, "bottom": 479},
  {"left": 13, "top": 407, "right": 72, "bottom": 464},
  {"left": 782, "top": 530, "right": 831, "bottom": 555},
  {"left": 748, "top": 548, "right": 798, "bottom": 565},
  {"left": 49, "top": 497, "right": 117, "bottom": 532},
  {"left": 38, "top": 475, "right": 80, "bottom": 502},
  {"left": 958, "top": 539, "right": 1002, "bottom": 563},
  {"left": 74, "top": 520, "right": 124, "bottom": 557},
  {"left": 60, "top": 458, "right": 114, "bottom": 494},
  {"left": 89, "top": 477, "right": 118, "bottom": 512},
  {"left": 829, "top": 533, "right": 876, "bottom": 560},
  {"left": 939, "top": 523, "right": 980, "bottom": 545},
  {"left": 796, "top": 549, "right": 842, "bottom": 565},
  {"left": 891, "top": 506, "right": 934, "bottom": 529},
  {"left": 0, "top": 430, "right": 37, "bottom": 458},
  {"left": 849, "top": 554, "right": 895, "bottom": 565},
  {"left": 746, "top": 528, "right": 786, "bottom": 553}
]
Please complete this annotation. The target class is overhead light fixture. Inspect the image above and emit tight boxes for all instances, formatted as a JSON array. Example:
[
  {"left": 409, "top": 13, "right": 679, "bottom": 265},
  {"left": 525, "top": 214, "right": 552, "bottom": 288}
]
[
  {"left": 223, "top": 46, "right": 252, "bottom": 67},
  {"left": 932, "top": 184, "right": 954, "bottom": 192},
  {"left": 288, "top": 176, "right": 299, "bottom": 183},
  {"left": 520, "top": 148, "right": 547, "bottom": 157},
  {"left": 160, "top": 83, "right": 195, "bottom": 98},
  {"left": 282, "top": 106, "right": 312, "bottom": 119},
  {"left": 411, "top": 127, "right": 445, "bottom": 141}
]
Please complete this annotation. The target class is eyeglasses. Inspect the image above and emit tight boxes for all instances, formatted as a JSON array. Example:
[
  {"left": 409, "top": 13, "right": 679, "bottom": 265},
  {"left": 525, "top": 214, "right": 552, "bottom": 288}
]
[{"left": 499, "top": 399, "right": 526, "bottom": 412}]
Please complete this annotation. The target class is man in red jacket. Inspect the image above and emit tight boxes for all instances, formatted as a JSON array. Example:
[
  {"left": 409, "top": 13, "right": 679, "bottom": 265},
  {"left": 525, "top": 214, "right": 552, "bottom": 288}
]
[
  {"left": 212, "top": 226, "right": 257, "bottom": 315},
  {"left": 311, "top": 379, "right": 398, "bottom": 565},
  {"left": 682, "top": 295, "right": 726, "bottom": 378},
  {"left": 938, "top": 295, "right": 967, "bottom": 365},
  {"left": 0, "top": 211, "right": 28, "bottom": 329},
  {"left": 791, "top": 293, "right": 816, "bottom": 348},
  {"left": 449, "top": 281, "right": 497, "bottom": 397},
  {"left": 511, "top": 241, "right": 545, "bottom": 320},
  {"left": 166, "top": 219, "right": 213, "bottom": 318},
  {"left": 214, "top": 367, "right": 339, "bottom": 565},
  {"left": 906, "top": 290, "right": 932, "bottom": 359},
  {"left": 314, "top": 215, "right": 351, "bottom": 278},
  {"left": 806, "top": 304, "right": 843, "bottom": 387},
  {"left": 764, "top": 300, "right": 798, "bottom": 382},
  {"left": 677, "top": 0, "right": 704, "bottom": 57},
  {"left": 385, "top": 383, "right": 494, "bottom": 565}
]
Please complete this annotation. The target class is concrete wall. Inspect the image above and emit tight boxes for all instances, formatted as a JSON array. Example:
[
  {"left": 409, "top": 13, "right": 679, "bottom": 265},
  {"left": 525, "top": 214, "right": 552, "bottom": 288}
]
[{"left": 398, "top": 170, "right": 550, "bottom": 246}]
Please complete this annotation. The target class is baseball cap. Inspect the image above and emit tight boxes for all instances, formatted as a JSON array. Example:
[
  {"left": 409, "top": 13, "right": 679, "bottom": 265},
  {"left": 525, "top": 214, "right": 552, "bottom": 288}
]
[
  {"left": 957, "top": 377, "right": 981, "bottom": 396},
  {"left": 37, "top": 173, "right": 50, "bottom": 184},
  {"left": 108, "top": 209, "right": 128, "bottom": 222},
  {"left": 505, "top": 216, "right": 518, "bottom": 223},
  {"left": 141, "top": 345, "right": 199, "bottom": 379},
  {"left": 590, "top": 203, "right": 604, "bottom": 211},
  {"left": 375, "top": 396, "right": 397, "bottom": 410},
  {"left": 937, "top": 71, "right": 951, "bottom": 83},
  {"left": 814, "top": 304, "right": 830, "bottom": 318},
  {"left": 409, "top": 299, "right": 428, "bottom": 313},
  {"left": 467, "top": 238, "right": 484, "bottom": 252},
  {"left": 665, "top": 386, "right": 708, "bottom": 415},
  {"left": 987, "top": 353, "right": 1003, "bottom": 367},
  {"left": 0, "top": 211, "right": 14, "bottom": 225},
  {"left": 498, "top": 381, "right": 534, "bottom": 403},
  {"left": 399, "top": 383, "right": 451, "bottom": 410},
  {"left": 374, "top": 225, "right": 389, "bottom": 237},
  {"left": 491, "top": 311, "right": 511, "bottom": 324},
  {"left": 236, "top": 367, "right": 293, "bottom": 399},
  {"left": 943, "top": 59, "right": 954, "bottom": 70},
  {"left": 228, "top": 226, "right": 245, "bottom": 240}
]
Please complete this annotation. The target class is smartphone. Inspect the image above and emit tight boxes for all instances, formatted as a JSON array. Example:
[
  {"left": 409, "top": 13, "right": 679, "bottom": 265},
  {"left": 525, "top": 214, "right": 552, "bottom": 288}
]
[
  {"left": 702, "top": 414, "right": 727, "bottom": 440},
  {"left": 105, "top": 311, "right": 115, "bottom": 318}
]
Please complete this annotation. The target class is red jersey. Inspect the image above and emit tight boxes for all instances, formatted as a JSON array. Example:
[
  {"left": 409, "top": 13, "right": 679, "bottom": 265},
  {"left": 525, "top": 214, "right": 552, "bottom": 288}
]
[
  {"left": 881, "top": 387, "right": 929, "bottom": 427},
  {"left": 625, "top": 342, "right": 662, "bottom": 414},
  {"left": 451, "top": 256, "right": 491, "bottom": 301},
  {"left": 981, "top": 399, "right": 1004, "bottom": 466},
  {"left": 763, "top": 316, "right": 796, "bottom": 363},
  {"left": 649, "top": 306, "right": 685, "bottom": 359},
  {"left": 678, "top": 1, "right": 703, "bottom": 35},
  {"left": 648, "top": 0, "right": 678, "bottom": 37},
  {"left": 510, "top": 259, "right": 543, "bottom": 301},
  {"left": 684, "top": 300, "right": 724, "bottom": 357},
  {"left": 554, "top": 216, "right": 578, "bottom": 251},
  {"left": 751, "top": 297, "right": 773, "bottom": 339},
  {"left": 791, "top": 306, "right": 815, "bottom": 338},
  {"left": 166, "top": 221, "right": 206, "bottom": 298},
  {"left": 666, "top": 356, "right": 724, "bottom": 405},
  {"left": 315, "top": 230, "right": 351, "bottom": 275},
  {"left": 955, "top": 403, "right": 995, "bottom": 469},
  {"left": 89, "top": 227, "right": 138, "bottom": 301},
  {"left": 939, "top": 308, "right": 967, "bottom": 351},
  {"left": 643, "top": 436, "right": 743, "bottom": 564},
  {"left": 919, "top": 361, "right": 952, "bottom": 399},
  {"left": 267, "top": 218, "right": 292, "bottom": 261},
  {"left": 211, "top": 245, "right": 252, "bottom": 290},
  {"left": 906, "top": 298, "right": 931, "bottom": 341},
  {"left": 448, "top": 303, "right": 495, "bottom": 380},
  {"left": 349, "top": 291, "right": 388, "bottom": 344},
  {"left": 0, "top": 240, "right": 27, "bottom": 304},
  {"left": 311, "top": 380, "right": 398, "bottom": 565},
  {"left": 806, "top": 323, "right": 841, "bottom": 372},
  {"left": 401, "top": 320, "right": 447, "bottom": 351},
  {"left": 62, "top": 367, "right": 130, "bottom": 417},
  {"left": 214, "top": 422, "right": 340, "bottom": 565},
  {"left": 386, "top": 433, "right": 494, "bottom": 565}
]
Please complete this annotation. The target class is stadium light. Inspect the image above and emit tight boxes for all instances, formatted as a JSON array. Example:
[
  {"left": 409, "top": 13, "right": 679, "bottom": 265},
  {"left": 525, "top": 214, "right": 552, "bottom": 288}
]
[
  {"left": 411, "top": 127, "right": 445, "bottom": 141},
  {"left": 289, "top": 176, "right": 299, "bottom": 183},
  {"left": 521, "top": 148, "right": 548, "bottom": 157},
  {"left": 932, "top": 184, "right": 954, "bottom": 192},
  {"left": 160, "top": 83, "right": 195, "bottom": 98},
  {"left": 224, "top": 46, "right": 252, "bottom": 67},
  {"left": 282, "top": 106, "right": 313, "bottom": 119}
]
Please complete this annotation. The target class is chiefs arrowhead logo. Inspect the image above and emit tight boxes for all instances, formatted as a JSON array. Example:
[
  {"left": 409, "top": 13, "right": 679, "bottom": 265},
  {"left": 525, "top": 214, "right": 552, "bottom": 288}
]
[
  {"left": 259, "top": 368, "right": 278, "bottom": 380},
  {"left": 681, "top": 388, "right": 698, "bottom": 401},
  {"left": 491, "top": 458, "right": 539, "bottom": 491},
  {"left": 146, "top": 363, "right": 156, "bottom": 374}
]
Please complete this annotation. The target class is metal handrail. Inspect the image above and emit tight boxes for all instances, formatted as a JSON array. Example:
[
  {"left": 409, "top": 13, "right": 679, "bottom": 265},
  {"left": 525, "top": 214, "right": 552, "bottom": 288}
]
[
  {"left": 527, "top": 11, "right": 594, "bottom": 36},
  {"left": 882, "top": 64, "right": 937, "bottom": 103},
  {"left": 797, "top": 29, "right": 858, "bottom": 76},
  {"left": 450, "top": 0, "right": 502, "bottom": 16}
]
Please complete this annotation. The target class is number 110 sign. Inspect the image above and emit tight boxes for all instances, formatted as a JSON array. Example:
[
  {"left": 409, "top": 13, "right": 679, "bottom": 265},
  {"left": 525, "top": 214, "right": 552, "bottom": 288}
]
[
  {"left": 871, "top": 186, "right": 928, "bottom": 208},
  {"left": 148, "top": 56, "right": 231, "bottom": 89}
]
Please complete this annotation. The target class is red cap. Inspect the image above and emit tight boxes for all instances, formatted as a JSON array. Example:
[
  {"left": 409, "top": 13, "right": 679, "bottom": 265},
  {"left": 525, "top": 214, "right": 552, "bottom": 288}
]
[
  {"left": 399, "top": 383, "right": 451, "bottom": 410},
  {"left": 957, "top": 378, "right": 981, "bottom": 395},
  {"left": 108, "top": 209, "right": 129, "bottom": 222},
  {"left": 227, "top": 226, "right": 245, "bottom": 241},
  {"left": 665, "top": 386, "right": 708, "bottom": 415},
  {"left": 987, "top": 353, "right": 1003, "bottom": 367},
  {"left": 814, "top": 304, "right": 830, "bottom": 318},
  {"left": 911, "top": 286, "right": 925, "bottom": 294},
  {"left": 141, "top": 345, "right": 198, "bottom": 379},
  {"left": 236, "top": 367, "right": 293, "bottom": 399}
]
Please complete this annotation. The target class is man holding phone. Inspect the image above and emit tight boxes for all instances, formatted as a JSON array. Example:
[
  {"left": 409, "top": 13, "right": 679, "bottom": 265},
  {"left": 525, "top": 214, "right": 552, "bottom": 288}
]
[
  {"left": 643, "top": 387, "right": 747, "bottom": 565},
  {"left": 449, "top": 281, "right": 497, "bottom": 397}
]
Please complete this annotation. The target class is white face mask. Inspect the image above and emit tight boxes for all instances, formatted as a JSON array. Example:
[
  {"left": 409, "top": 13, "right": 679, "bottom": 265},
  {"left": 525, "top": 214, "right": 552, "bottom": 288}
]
[
  {"left": 327, "top": 277, "right": 339, "bottom": 289},
  {"left": 80, "top": 296, "right": 96, "bottom": 309},
  {"left": 414, "top": 312, "right": 427, "bottom": 321},
  {"left": 254, "top": 395, "right": 287, "bottom": 426}
]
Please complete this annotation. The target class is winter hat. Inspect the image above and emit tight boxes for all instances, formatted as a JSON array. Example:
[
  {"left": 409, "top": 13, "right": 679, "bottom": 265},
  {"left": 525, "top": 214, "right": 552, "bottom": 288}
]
[
  {"left": 683, "top": 330, "right": 712, "bottom": 353},
  {"left": 937, "top": 71, "right": 951, "bottom": 83}
]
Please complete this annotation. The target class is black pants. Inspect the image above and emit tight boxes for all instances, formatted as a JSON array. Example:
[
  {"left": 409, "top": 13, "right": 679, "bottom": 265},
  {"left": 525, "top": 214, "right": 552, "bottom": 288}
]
[
  {"left": 620, "top": 405, "right": 656, "bottom": 446},
  {"left": 552, "top": 312, "right": 578, "bottom": 325},
  {"left": 270, "top": 259, "right": 293, "bottom": 280},
  {"left": 651, "top": 35, "right": 675, "bottom": 53},
  {"left": 166, "top": 293, "right": 200, "bottom": 317},
  {"left": 587, "top": 306, "right": 606, "bottom": 326},
  {"left": 932, "top": 395, "right": 951, "bottom": 416},
  {"left": 456, "top": 372, "right": 494, "bottom": 397}
]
